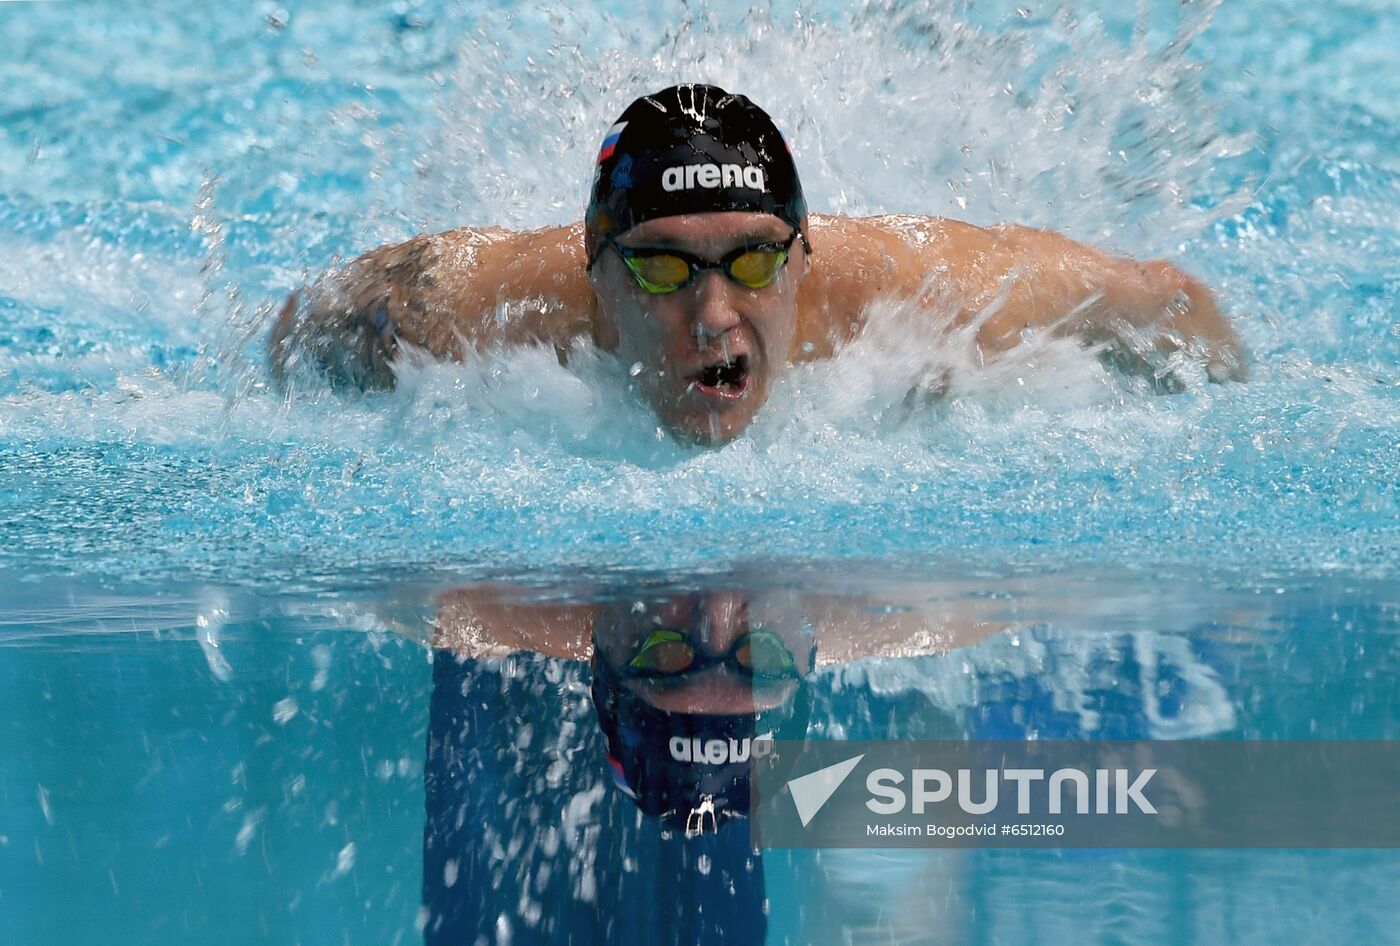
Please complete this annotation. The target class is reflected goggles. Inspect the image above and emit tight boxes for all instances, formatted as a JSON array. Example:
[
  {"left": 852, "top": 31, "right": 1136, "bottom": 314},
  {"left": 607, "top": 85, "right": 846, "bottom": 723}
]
[
  {"left": 604, "top": 231, "right": 805, "bottom": 295},
  {"left": 622, "top": 627, "right": 802, "bottom": 681}
]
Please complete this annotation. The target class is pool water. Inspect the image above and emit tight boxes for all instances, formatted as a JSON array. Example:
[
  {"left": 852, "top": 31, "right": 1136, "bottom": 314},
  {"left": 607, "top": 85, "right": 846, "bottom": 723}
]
[
  {"left": 5, "top": 570, "right": 1399, "bottom": 944},
  {"left": 1, "top": 0, "right": 1397, "bottom": 943}
]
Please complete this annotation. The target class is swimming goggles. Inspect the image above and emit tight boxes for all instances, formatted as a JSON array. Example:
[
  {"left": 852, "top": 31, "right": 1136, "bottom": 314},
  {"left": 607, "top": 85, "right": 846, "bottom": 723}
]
[
  {"left": 623, "top": 627, "right": 801, "bottom": 680},
  {"left": 606, "top": 231, "right": 804, "bottom": 294}
]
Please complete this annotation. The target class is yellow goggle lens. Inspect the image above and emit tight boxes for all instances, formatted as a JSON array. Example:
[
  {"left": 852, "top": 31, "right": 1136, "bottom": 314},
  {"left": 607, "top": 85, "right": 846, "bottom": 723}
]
[
  {"left": 727, "top": 249, "right": 788, "bottom": 289},
  {"left": 627, "top": 630, "right": 695, "bottom": 673},
  {"left": 625, "top": 254, "right": 691, "bottom": 292},
  {"left": 736, "top": 631, "right": 798, "bottom": 676}
]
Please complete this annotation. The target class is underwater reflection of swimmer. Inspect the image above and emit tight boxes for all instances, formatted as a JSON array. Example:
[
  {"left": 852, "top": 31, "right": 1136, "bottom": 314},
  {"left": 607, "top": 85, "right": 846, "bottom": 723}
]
[{"left": 420, "top": 586, "right": 996, "bottom": 946}]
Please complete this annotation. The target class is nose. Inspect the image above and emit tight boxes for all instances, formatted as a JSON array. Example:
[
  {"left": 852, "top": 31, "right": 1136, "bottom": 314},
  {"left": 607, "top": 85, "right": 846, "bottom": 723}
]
[
  {"left": 691, "top": 271, "right": 742, "bottom": 341},
  {"left": 695, "top": 592, "right": 749, "bottom": 655}
]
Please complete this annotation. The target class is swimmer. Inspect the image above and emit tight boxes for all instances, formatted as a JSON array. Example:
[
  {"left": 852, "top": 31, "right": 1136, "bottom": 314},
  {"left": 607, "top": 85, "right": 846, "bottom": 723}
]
[{"left": 271, "top": 83, "right": 1246, "bottom": 445}]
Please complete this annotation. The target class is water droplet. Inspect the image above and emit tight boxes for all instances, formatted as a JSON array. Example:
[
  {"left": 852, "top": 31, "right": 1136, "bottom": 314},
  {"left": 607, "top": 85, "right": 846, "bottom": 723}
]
[
  {"left": 330, "top": 842, "right": 356, "bottom": 878},
  {"left": 310, "top": 645, "right": 331, "bottom": 692},
  {"left": 272, "top": 698, "right": 299, "bottom": 725}
]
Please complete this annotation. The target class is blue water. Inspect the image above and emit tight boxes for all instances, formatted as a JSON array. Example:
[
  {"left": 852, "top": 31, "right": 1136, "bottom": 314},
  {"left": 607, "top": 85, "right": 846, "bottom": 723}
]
[{"left": 1, "top": 0, "right": 1397, "bottom": 943}]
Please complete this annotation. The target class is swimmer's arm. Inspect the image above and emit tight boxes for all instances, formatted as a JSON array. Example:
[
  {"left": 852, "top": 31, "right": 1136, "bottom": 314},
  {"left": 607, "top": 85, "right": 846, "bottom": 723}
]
[
  {"left": 973, "top": 225, "right": 1247, "bottom": 381},
  {"left": 434, "top": 588, "right": 598, "bottom": 660},
  {"left": 269, "top": 225, "right": 596, "bottom": 389},
  {"left": 800, "top": 596, "right": 1006, "bottom": 667},
  {"left": 269, "top": 234, "right": 428, "bottom": 389},
  {"left": 433, "top": 587, "right": 1005, "bottom": 665}
]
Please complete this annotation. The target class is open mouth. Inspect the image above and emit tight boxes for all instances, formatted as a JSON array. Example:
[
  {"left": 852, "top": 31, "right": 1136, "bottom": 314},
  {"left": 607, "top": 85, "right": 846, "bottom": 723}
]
[{"left": 689, "top": 354, "right": 751, "bottom": 400}]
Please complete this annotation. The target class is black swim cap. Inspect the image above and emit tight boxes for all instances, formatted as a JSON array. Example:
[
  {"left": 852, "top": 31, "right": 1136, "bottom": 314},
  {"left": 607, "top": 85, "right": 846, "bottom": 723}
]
[
  {"left": 585, "top": 84, "right": 808, "bottom": 264},
  {"left": 590, "top": 642, "right": 811, "bottom": 833}
]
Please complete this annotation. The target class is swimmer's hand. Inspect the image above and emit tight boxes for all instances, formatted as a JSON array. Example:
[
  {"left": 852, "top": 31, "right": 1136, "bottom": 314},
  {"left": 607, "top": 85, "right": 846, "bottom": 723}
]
[{"left": 1101, "top": 260, "right": 1247, "bottom": 384}]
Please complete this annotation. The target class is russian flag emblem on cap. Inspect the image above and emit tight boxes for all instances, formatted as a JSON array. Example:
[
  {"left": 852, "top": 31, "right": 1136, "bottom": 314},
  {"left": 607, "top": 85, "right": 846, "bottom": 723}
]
[
  {"left": 597, "top": 122, "right": 627, "bottom": 163},
  {"left": 605, "top": 755, "right": 636, "bottom": 798}
]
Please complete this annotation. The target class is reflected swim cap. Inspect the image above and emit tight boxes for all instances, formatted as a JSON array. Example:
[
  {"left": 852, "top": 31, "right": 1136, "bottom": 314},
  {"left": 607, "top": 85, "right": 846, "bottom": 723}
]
[
  {"left": 584, "top": 83, "right": 808, "bottom": 265},
  {"left": 590, "top": 643, "right": 811, "bottom": 834}
]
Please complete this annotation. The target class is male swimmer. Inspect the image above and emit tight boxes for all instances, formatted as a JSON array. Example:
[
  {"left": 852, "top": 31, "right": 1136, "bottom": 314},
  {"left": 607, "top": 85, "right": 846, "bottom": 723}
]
[{"left": 271, "top": 83, "right": 1245, "bottom": 445}]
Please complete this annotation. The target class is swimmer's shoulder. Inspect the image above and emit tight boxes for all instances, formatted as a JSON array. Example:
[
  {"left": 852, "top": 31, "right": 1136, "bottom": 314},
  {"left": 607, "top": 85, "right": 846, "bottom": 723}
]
[
  {"left": 805, "top": 212, "right": 997, "bottom": 282},
  {"left": 333, "top": 228, "right": 498, "bottom": 360},
  {"left": 270, "top": 231, "right": 456, "bottom": 389},
  {"left": 797, "top": 213, "right": 992, "bottom": 353},
  {"left": 274, "top": 223, "right": 593, "bottom": 387},
  {"left": 364, "top": 223, "right": 593, "bottom": 354}
]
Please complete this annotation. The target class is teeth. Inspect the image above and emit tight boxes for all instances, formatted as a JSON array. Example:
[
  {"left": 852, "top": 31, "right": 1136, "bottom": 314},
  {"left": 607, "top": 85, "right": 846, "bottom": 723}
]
[{"left": 694, "top": 355, "right": 749, "bottom": 391}]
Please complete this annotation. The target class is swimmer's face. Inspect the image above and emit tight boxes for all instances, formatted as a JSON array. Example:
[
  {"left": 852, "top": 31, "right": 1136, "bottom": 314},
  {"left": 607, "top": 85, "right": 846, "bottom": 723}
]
[
  {"left": 589, "top": 211, "right": 808, "bottom": 446},
  {"left": 593, "top": 592, "right": 811, "bottom": 715}
]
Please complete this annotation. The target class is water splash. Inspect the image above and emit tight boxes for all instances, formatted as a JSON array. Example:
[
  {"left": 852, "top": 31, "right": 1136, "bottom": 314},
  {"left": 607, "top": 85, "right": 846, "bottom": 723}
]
[
  {"left": 417, "top": 0, "right": 1254, "bottom": 248},
  {"left": 0, "top": 0, "right": 1394, "bottom": 587}
]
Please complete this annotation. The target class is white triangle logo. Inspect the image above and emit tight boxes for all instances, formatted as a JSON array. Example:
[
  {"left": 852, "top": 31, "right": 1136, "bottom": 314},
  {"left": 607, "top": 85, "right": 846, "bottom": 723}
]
[{"left": 787, "top": 754, "right": 865, "bottom": 827}]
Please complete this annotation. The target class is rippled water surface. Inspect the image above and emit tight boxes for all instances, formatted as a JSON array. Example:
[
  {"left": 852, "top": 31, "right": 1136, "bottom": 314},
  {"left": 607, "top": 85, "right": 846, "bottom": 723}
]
[{"left": 1, "top": 0, "right": 1397, "bottom": 943}]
